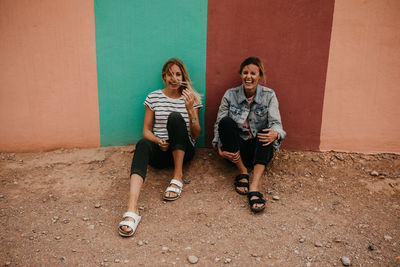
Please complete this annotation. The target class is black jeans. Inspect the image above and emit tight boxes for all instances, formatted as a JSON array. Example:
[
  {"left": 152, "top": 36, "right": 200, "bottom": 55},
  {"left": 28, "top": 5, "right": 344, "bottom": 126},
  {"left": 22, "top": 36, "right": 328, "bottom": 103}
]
[
  {"left": 218, "top": 116, "right": 274, "bottom": 168},
  {"left": 130, "top": 112, "right": 195, "bottom": 180}
]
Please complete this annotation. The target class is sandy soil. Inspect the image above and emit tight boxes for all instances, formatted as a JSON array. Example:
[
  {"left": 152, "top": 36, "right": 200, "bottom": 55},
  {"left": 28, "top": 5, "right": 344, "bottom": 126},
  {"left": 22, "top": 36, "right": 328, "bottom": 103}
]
[{"left": 0, "top": 147, "right": 399, "bottom": 266}]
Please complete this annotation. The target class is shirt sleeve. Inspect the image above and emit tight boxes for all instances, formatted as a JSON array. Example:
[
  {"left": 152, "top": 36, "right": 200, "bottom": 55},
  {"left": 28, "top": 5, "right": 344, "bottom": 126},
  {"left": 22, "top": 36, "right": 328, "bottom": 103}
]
[
  {"left": 194, "top": 102, "right": 203, "bottom": 110},
  {"left": 144, "top": 93, "right": 154, "bottom": 110},
  {"left": 212, "top": 91, "right": 230, "bottom": 148},
  {"left": 267, "top": 91, "right": 286, "bottom": 149}
]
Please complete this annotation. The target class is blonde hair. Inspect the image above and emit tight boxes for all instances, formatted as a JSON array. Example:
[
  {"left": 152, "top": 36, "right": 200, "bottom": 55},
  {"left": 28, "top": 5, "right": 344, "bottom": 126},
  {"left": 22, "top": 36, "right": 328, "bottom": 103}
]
[{"left": 161, "top": 58, "right": 202, "bottom": 106}]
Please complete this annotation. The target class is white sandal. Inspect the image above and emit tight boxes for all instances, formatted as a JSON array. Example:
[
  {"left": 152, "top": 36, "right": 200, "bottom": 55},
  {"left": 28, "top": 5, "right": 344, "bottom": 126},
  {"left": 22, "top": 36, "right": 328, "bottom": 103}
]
[
  {"left": 163, "top": 179, "right": 183, "bottom": 201},
  {"left": 118, "top": 211, "right": 141, "bottom": 237}
]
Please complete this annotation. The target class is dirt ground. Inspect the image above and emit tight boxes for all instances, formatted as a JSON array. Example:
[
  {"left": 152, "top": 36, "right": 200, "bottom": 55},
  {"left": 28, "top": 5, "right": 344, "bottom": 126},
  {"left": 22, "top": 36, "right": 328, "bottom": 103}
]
[{"left": 0, "top": 146, "right": 399, "bottom": 266}]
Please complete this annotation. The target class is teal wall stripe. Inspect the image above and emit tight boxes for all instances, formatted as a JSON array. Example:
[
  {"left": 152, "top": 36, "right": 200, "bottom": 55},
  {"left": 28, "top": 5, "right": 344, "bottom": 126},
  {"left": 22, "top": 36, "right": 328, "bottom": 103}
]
[{"left": 94, "top": 0, "right": 207, "bottom": 147}]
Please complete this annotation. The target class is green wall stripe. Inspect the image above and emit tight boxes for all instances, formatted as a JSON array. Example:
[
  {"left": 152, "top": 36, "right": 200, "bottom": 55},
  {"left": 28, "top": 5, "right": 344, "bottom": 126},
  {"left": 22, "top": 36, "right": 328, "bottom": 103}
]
[{"left": 94, "top": 0, "right": 207, "bottom": 147}]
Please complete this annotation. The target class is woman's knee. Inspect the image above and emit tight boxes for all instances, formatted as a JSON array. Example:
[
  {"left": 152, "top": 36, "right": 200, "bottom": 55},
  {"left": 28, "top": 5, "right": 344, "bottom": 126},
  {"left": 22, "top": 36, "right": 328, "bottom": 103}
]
[
  {"left": 135, "top": 138, "right": 152, "bottom": 153},
  {"left": 219, "top": 116, "right": 236, "bottom": 130},
  {"left": 168, "top": 112, "right": 184, "bottom": 122},
  {"left": 167, "top": 112, "right": 186, "bottom": 128}
]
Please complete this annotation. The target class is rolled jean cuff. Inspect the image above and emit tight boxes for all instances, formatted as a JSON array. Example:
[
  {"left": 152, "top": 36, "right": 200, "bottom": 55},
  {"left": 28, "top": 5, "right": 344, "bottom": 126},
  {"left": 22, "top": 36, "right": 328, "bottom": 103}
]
[
  {"left": 253, "top": 159, "right": 270, "bottom": 167},
  {"left": 171, "top": 143, "right": 186, "bottom": 152},
  {"left": 130, "top": 170, "right": 146, "bottom": 181}
]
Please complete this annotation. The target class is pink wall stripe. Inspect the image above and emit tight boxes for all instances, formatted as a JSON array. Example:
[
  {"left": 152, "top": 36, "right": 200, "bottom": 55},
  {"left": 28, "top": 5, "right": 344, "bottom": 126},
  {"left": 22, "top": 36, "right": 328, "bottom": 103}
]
[
  {"left": 321, "top": 0, "right": 400, "bottom": 153},
  {"left": 0, "top": 0, "right": 100, "bottom": 152}
]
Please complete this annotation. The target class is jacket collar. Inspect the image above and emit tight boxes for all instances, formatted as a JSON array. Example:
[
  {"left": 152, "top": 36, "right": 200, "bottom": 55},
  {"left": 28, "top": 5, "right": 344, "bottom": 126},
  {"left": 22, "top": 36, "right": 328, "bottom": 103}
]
[{"left": 238, "top": 84, "right": 263, "bottom": 104}]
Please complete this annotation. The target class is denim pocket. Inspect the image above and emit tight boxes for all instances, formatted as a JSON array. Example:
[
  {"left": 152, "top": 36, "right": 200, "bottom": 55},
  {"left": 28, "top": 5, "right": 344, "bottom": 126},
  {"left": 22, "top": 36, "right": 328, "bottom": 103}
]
[
  {"left": 254, "top": 105, "right": 268, "bottom": 117},
  {"left": 229, "top": 105, "right": 242, "bottom": 117}
]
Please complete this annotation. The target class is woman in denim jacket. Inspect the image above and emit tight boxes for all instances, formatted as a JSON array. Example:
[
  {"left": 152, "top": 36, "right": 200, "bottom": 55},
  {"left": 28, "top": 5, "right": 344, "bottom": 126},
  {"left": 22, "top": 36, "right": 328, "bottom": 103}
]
[{"left": 213, "top": 57, "right": 286, "bottom": 213}]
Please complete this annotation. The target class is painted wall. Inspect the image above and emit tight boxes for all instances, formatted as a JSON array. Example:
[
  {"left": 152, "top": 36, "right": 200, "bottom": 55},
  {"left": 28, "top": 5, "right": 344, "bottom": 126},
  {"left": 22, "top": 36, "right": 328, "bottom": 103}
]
[
  {"left": 94, "top": 0, "right": 207, "bottom": 147},
  {"left": 1, "top": 0, "right": 399, "bottom": 153},
  {"left": 205, "top": 0, "right": 335, "bottom": 150},
  {"left": 0, "top": 0, "right": 100, "bottom": 152},
  {"left": 320, "top": 0, "right": 400, "bottom": 153}
]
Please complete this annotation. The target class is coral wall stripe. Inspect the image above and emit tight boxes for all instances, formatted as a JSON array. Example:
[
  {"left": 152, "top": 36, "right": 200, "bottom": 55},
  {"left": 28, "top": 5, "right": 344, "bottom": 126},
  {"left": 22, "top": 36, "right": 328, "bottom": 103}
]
[
  {"left": 94, "top": 0, "right": 207, "bottom": 147},
  {"left": 205, "top": 0, "right": 335, "bottom": 150},
  {"left": 0, "top": 0, "right": 100, "bottom": 152},
  {"left": 321, "top": 0, "right": 400, "bottom": 153}
]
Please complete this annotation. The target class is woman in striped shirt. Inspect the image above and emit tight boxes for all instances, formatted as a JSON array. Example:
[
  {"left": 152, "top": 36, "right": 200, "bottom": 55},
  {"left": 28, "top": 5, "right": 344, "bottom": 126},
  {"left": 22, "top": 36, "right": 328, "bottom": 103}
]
[{"left": 119, "top": 58, "right": 202, "bottom": 237}]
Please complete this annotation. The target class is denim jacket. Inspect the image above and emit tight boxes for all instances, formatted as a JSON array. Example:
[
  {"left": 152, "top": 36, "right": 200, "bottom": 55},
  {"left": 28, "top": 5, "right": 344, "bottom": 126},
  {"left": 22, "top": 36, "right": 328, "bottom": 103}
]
[{"left": 212, "top": 84, "right": 286, "bottom": 150}]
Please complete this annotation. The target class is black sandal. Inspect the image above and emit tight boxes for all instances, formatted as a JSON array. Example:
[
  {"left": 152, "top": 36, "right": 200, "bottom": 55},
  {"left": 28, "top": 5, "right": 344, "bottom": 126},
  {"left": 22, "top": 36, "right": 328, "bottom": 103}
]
[
  {"left": 234, "top": 174, "right": 249, "bottom": 195},
  {"left": 248, "top": 191, "right": 266, "bottom": 213}
]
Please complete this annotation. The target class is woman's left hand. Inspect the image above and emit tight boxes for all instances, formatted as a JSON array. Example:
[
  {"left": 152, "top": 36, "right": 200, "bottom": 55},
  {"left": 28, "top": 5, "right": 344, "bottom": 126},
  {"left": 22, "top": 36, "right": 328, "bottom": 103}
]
[
  {"left": 182, "top": 89, "right": 194, "bottom": 110},
  {"left": 257, "top": 129, "right": 279, "bottom": 146}
]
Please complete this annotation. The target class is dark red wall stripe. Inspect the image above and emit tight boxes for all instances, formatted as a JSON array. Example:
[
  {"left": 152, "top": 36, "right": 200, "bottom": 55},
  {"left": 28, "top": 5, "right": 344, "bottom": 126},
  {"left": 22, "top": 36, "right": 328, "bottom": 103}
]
[{"left": 205, "top": 0, "right": 335, "bottom": 150}]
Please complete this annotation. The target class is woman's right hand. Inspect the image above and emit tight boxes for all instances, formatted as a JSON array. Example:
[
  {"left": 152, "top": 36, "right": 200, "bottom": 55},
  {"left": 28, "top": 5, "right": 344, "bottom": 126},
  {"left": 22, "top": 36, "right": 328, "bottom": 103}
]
[
  {"left": 158, "top": 138, "right": 169, "bottom": 151},
  {"left": 218, "top": 145, "right": 241, "bottom": 163}
]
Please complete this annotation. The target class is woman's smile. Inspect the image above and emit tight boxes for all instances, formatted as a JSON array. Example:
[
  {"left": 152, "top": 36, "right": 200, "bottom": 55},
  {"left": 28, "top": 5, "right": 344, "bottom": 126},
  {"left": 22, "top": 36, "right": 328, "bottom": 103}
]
[{"left": 241, "top": 64, "right": 261, "bottom": 93}]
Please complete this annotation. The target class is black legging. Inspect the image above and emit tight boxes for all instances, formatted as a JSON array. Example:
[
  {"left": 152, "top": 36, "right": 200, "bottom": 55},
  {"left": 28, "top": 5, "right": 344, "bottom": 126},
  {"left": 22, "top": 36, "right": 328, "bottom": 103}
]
[
  {"left": 130, "top": 112, "right": 195, "bottom": 180},
  {"left": 218, "top": 116, "right": 273, "bottom": 168}
]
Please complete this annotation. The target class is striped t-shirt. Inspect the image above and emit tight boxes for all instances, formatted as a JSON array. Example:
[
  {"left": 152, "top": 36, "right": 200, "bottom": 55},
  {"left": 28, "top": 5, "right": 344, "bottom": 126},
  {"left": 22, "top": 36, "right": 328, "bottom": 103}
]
[{"left": 144, "top": 90, "right": 203, "bottom": 145}]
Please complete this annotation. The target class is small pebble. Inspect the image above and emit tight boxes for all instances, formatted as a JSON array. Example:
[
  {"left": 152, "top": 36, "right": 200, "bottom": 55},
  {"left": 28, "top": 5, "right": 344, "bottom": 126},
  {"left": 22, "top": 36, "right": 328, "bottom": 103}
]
[
  {"left": 161, "top": 246, "right": 169, "bottom": 253},
  {"left": 187, "top": 255, "right": 198, "bottom": 264},
  {"left": 341, "top": 256, "right": 350, "bottom": 266},
  {"left": 114, "top": 259, "right": 120, "bottom": 263},
  {"left": 88, "top": 225, "right": 95, "bottom": 230},
  {"left": 370, "top": 171, "right": 379, "bottom": 176},
  {"left": 60, "top": 257, "right": 66, "bottom": 263},
  {"left": 251, "top": 253, "right": 258, "bottom": 257},
  {"left": 272, "top": 196, "right": 280, "bottom": 201},
  {"left": 95, "top": 203, "right": 101, "bottom": 208},
  {"left": 299, "top": 237, "right": 305, "bottom": 243},
  {"left": 144, "top": 240, "right": 149, "bottom": 244},
  {"left": 55, "top": 236, "right": 61, "bottom": 240},
  {"left": 0, "top": 195, "right": 4, "bottom": 198},
  {"left": 384, "top": 235, "right": 392, "bottom": 241},
  {"left": 5, "top": 262, "right": 11, "bottom": 266},
  {"left": 29, "top": 236, "right": 34, "bottom": 240},
  {"left": 315, "top": 241, "right": 323, "bottom": 247},
  {"left": 137, "top": 240, "right": 143, "bottom": 246},
  {"left": 368, "top": 244, "right": 375, "bottom": 251},
  {"left": 224, "top": 258, "right": 231, "bottom": 264},
  {"left": 83, "top": 217, "right": 89, "bottom": 221},
  {"left": 215, "top": 257, "right": 220, "bottom": 263}
]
